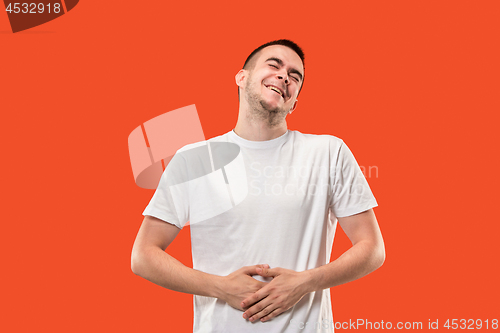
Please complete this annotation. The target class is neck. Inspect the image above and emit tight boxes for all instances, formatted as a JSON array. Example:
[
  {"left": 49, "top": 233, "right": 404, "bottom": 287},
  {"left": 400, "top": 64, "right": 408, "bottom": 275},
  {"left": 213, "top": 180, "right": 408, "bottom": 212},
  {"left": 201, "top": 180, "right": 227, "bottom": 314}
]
[{"left": 234, "top": 103, "right": 288, "bottom": 141}]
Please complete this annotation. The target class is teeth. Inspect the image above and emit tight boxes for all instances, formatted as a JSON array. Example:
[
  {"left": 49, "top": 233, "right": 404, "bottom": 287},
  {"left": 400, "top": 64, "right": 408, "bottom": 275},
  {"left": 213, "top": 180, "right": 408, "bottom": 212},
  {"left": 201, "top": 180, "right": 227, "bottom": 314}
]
[{"left": 267, "top": 85, "right": 282, "bottom": 96}]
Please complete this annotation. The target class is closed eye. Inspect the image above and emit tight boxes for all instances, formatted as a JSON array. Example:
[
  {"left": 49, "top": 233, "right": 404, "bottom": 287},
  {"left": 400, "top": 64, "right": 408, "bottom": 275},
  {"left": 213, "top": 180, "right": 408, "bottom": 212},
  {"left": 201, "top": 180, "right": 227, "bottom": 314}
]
[{"left": 269, "top": 64, "right": 278, "bottom": 69}]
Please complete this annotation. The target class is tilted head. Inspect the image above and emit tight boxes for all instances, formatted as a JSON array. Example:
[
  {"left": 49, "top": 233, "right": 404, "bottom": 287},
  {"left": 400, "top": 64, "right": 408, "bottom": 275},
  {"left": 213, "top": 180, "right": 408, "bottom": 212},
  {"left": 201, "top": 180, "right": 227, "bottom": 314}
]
[{"left": 236, "top": 39, "right": 305, "bottom": 116}]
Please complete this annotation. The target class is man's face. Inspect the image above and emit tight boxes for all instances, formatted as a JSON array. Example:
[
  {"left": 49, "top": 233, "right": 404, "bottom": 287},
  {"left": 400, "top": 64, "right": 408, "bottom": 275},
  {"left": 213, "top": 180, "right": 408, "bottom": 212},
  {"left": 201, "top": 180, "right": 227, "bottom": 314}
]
[{"left": 240, "top": 45, "right": 304, "bottom": 117}]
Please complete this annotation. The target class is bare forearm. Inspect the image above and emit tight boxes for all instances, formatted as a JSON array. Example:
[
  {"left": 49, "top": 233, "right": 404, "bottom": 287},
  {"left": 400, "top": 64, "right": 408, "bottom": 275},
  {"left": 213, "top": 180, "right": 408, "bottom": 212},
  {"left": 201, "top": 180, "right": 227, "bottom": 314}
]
[
  {"left": 131, "top": 246, "right": 223, "bottom": 298},
  {"left": 304, "top": 239, "right": 385, "bottom": 292}
]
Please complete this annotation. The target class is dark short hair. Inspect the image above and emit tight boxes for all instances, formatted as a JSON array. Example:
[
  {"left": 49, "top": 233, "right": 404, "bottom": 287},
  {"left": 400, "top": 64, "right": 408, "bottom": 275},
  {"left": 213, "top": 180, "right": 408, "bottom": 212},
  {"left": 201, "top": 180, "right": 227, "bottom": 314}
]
[
  {"left": 238, "top": 39, "right": 305, "bottom": 99},
  {"left": 243, "top": 39, "right": 305, "bottom": 70}
]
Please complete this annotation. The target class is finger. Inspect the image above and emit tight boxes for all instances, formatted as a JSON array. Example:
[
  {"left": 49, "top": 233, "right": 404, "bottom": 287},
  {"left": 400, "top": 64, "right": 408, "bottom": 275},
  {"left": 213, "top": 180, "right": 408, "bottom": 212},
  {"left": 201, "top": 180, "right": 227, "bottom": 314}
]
[
  {"left": 242, "top": 264, "right": 270, "bottom": 276},
  {"left": 260, "top": 307, "right": 281, "bottom": 322},
  {"left": 241, "top": 288, "right": 269, "bottom": 309},
  {"left": 256, "top": 264, "right": 270, "bottom": 272},
  {"left": 256, "top": 267, "right": 280, "bottom": 277},
  {"left": 242, "top": 298, "right": 274, "bottom": 322}
]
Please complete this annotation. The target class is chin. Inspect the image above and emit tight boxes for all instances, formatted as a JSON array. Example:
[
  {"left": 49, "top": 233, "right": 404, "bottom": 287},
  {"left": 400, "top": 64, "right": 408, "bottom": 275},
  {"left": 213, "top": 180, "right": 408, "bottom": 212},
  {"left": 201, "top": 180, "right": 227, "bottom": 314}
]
[{"left": 259, "top": 101, "right": 281, "bottom": 113}]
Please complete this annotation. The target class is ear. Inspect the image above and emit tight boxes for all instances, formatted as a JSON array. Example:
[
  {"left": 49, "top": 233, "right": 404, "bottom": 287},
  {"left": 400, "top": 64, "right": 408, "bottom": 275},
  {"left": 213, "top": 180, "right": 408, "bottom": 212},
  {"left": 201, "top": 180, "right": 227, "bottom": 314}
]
[
  {"left": 235, "top": 69, "right": 247, "bottom": 89},
  {"left": 289, "top": 99, "right": 298, "bottom": 114}
]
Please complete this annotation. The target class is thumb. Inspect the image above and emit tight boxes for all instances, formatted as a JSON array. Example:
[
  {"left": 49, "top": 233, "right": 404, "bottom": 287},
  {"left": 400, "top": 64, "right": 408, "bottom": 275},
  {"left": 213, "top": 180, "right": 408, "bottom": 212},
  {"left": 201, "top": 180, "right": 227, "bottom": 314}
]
[
  {"left": 244, "top": 264, "right": 270, "bottom": 275},
  {"left": 256, "top": 267, "right": 279, "bottom": 277}
]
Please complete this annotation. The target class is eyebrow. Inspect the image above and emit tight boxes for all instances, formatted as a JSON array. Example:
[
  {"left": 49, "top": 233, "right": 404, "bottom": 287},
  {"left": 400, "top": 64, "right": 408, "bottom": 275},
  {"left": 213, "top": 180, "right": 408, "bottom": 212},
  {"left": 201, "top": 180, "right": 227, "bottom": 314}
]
[{"left": 265, "top": 57, "right": 303, "bottom": 82}]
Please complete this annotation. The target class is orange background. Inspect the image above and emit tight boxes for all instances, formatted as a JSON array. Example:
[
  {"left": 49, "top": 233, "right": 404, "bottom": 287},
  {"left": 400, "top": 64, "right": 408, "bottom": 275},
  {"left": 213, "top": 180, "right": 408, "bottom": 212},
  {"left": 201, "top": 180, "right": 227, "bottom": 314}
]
[{"left": 1, "top": 1, "right": 499, "bottom": 331}]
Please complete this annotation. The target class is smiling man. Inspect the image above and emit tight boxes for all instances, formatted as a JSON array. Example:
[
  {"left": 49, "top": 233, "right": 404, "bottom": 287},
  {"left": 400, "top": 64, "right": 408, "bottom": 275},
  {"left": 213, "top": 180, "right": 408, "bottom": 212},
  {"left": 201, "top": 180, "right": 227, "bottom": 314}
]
[
  {"left": 131, "top": 39, "right": 385, "bottom": 332},
  {"left": 239, "top": 45, "right": 303, "bottom": 129}
]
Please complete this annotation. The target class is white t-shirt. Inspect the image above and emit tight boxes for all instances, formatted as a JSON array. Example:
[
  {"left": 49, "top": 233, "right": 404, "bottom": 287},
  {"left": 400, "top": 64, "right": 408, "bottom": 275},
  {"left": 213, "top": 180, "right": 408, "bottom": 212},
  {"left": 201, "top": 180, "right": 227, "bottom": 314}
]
[{"left": 143, "top": 129, "right": 378, "bottom": 333}]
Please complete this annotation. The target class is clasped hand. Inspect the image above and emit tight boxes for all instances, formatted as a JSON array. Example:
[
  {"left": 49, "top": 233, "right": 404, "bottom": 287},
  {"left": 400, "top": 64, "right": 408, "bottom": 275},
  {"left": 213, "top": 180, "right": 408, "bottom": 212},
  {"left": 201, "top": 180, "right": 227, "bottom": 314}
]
[{"left": 220, "top": 265, "right": 310, "bottom": 323}]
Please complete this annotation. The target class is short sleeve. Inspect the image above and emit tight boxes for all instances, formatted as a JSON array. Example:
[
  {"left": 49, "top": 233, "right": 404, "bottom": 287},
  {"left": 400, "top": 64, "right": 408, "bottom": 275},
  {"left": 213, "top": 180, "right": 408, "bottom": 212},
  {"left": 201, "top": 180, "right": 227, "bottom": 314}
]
[
  {"left": 330, "top": 141, "right": 378, "bottom": 218},
  {"left": 143, "top": 152, "right": 190, "bottom": 229}
]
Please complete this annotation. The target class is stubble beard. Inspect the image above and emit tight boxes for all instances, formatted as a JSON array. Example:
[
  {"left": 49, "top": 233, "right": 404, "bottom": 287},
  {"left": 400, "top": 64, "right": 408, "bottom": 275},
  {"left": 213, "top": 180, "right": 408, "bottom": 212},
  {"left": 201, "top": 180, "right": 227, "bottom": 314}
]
[{"left": 244, "top": 77, "right": 290, "bottom": 128}]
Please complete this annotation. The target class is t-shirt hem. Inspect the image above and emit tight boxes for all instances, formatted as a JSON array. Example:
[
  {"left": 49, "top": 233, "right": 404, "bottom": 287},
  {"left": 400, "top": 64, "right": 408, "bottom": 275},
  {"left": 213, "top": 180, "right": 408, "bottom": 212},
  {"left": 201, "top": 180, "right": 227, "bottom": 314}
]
[
  {"left": 142, "top": 209, "right": 183, "bottom": 229},
  {"left": 334, "top": 201, "right": 378, "bottom": 218}
]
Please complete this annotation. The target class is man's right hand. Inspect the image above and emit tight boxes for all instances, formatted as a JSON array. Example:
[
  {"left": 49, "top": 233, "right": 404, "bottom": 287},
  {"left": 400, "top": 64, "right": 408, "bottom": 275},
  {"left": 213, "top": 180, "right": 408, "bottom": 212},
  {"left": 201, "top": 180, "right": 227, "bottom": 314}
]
[{"left": 217, "top": 264, "right": 270, "bottom": 311}]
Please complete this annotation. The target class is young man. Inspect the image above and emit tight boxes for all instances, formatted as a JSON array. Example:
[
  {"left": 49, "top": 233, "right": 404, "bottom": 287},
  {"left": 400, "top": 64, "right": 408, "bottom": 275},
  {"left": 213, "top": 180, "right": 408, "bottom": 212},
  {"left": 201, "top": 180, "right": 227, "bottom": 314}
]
[{"left": 131, "top": 39, "right": 385, "bottom": 332}]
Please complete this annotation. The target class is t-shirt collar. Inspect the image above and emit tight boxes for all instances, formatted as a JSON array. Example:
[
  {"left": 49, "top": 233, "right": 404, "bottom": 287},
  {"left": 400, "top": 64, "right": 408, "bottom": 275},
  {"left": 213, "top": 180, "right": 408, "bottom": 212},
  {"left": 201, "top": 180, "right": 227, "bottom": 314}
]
[{"left": 228, "top": 129, "right": 290, "bottom": 149}]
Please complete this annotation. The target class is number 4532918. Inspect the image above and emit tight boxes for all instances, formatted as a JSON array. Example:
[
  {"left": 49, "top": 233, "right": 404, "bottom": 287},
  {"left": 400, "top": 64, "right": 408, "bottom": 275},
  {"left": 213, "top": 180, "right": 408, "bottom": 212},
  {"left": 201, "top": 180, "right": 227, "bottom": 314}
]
[
  {"left": 5, "top": 3, "right": 61, "bottom": 14},
  {"left": 444, "top": 319, "right": 498, "bottom": 329}
]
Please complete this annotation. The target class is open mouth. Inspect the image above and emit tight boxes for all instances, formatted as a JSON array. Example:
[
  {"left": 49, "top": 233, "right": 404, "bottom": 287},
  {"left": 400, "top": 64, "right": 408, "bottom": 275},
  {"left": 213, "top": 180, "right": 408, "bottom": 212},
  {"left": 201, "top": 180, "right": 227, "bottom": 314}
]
[{"left": 265, "top": 85, "right": 284, "bottom": 98}]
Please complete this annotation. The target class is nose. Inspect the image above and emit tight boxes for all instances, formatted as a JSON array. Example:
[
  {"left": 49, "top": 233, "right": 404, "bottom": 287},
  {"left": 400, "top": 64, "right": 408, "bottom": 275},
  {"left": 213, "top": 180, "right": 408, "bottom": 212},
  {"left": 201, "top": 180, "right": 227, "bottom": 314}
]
[{"left": 276, "top": 71, "right": 289, "bottom": 84}]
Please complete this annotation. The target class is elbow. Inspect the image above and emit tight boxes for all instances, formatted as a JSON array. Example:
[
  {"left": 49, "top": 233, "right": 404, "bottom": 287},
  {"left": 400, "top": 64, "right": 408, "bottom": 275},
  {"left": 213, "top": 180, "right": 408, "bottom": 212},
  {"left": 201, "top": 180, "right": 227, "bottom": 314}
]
[
  {"left": 131, "top": 246, "right": 146, "bottom": 276},
  {"left": 375, "top": 242, "right": 386, "bottom": 269},
  {"left": 130, "top": 249, "right": 140, "bottom": 275},
  {"left": 365, "top": 239, "right": 385, "bottom": 272}
]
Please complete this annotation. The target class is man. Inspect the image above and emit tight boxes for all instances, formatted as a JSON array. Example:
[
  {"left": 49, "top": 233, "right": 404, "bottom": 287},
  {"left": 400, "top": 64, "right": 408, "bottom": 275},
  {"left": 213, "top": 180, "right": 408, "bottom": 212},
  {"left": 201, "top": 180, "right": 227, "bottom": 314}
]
[{"left": 131, "top": 39, "right": 385, "bottom": 332}]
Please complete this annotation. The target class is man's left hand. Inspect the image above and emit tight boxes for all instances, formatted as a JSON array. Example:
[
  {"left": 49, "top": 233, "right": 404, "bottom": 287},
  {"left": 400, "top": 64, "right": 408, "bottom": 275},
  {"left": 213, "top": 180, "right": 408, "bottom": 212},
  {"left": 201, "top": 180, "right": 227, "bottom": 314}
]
[{"left": 240, "top": 267, "right": 311, "bottom": 322}]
